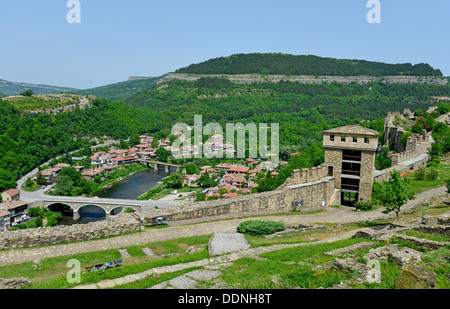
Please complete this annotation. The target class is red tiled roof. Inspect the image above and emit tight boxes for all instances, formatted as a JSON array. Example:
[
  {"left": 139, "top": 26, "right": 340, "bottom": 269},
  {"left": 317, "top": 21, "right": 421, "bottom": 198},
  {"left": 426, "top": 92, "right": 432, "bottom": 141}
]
[
  {"left": 228, "top": 166, "right": 249, "bottom": 173},
  {"left": 1, "top": 200, "right": 28, "bottom": 210},
  {"left": 223, "top": 192, "right": 238, "bottom": 198},
  {"left": 0, "top": 209, "right": 10, "bottom": 217},
  {"left": 240, "top": 188, "right": 251, "bottom": 194},
  {"left": 3, "top": 189, "right": 20, "bottom": 197},
  {"left": 83, "top": 169, "right": 103, "bottom": 176},
  {"left": 113, "top": 156, "right": 137, "bottom": 162}
]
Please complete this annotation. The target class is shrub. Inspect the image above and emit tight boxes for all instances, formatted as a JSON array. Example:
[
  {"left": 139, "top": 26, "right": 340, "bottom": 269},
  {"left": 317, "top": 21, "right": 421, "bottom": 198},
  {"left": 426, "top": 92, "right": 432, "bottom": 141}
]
[
  {"left": 354, "top": 200, "right": 375, "bottom": 211},
  {"left": 194, "top": 192, "right": 206, "bottom": 202},
  {"left": 414, "top": 167, "right": 426, "bottom": 180},
  {"left": 237, "top": 220, "right": 285, "bottom": 236},
  {"left": 424, "top": 167, "right": 438, "bottom": 181},
  {"left": 445, "top": 177, "right": 450, "bottom": 193}
]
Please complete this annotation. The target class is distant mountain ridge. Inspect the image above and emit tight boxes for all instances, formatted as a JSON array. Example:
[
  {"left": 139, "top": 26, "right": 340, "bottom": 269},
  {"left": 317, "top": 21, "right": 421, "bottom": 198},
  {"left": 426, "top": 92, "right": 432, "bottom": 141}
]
[
  {"left": 176, "top": 53, "right": 443, "bottom": 77},
  {"left": 0, "top": 79, "right": 79, "bottom": 97},
  {"left": 74, "top": 76, "right": 164, "bottom": 102}
]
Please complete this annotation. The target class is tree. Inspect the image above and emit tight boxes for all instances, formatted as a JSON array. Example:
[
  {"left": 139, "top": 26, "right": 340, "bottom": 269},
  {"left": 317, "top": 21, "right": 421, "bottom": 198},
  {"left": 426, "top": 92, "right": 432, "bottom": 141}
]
[
  {"left": 163, "top": 172, "right": 183, "bottom": 189},
  {"left": 53, "top": 175, "right": 74, "bottom": 196},
  {"left": 155, "top": 147, "right": 171, "bottom": 163},
  {"left": 20, "top": 89, "right": 34, "bottom": 97},
  {"left": 28, "top": 207, "right": 44, "bottom": 218},
  {"left": 0, "top": 169, "right": 17, "bottom": 192},
  {"left": 183, "top": 163, "right": 200, "bottom": 175},
  {"left": 24, "top": 177, "right": 34, "bottom": 188},
  {"left": 118, "top": 139, "right": 129, "bottom": 149},
  {"left": 196, "top": 171, "right": 218, "bottom": 188},
  {"left": 151, "top": 138, "right": 159, "bottom": 149},
  {"left": 129, "top": 133, "right": 141, "bottom": 147},
  {"left": 378, "top": 171, "right": 415, "bottom": 221},
  {"left": 375, "top": 147, "right": 392, "bottom": 170},
  {"left": 35, "top": 172, "right": 47, "bottom": 185}
]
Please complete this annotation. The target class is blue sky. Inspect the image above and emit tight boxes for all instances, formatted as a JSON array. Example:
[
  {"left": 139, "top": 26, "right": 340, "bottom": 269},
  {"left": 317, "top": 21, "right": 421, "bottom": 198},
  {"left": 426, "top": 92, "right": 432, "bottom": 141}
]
[{"left": 0, "top": 0, "right": 449, "bottom": 89}]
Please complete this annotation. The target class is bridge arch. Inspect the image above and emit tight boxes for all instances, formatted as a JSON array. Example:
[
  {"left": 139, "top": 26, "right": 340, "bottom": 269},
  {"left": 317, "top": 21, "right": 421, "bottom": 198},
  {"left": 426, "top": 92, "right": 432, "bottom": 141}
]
[
  {"left": 77, "top": 204, "right": 107, "bottom": 219},
  {"left": 109, "top": 205, "right": 138, "bottom": 216},
  {"left": 46, "top": 202, "right": 74, "bottom": 216}
]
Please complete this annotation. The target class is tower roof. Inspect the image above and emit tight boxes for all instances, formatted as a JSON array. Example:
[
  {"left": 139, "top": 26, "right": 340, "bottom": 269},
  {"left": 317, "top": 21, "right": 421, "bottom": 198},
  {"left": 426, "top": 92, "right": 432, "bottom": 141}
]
[{"left": 323, "top": 125, "right": 379, "bottom": 136}]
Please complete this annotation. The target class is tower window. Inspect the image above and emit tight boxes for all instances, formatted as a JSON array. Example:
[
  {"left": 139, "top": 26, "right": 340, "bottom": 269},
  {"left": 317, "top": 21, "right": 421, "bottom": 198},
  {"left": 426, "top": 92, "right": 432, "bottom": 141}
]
[
  {"left": 364, "top": 137, "right": 370, "bottom": 144},
  {"left": 330, "top": 135, "right": 335, "bottom": 141},
  {"left": 353, "top": 136, "right": 358, "bottom": 143},
  {"left": 341, "top": 136, "right": 346, "bottom": 142}
]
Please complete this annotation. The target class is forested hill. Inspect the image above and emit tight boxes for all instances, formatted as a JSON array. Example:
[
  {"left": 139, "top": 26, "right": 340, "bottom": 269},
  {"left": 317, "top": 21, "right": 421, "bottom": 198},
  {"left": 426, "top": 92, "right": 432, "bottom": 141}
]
[
  {"left": 74, "top": 76, "right": 163, "bottom": 102},
  {"left": 0, "top": 98, "right": 166, "bottom": 191},
  {"left": 126, "top": 77, "right": 450, "bottom": 152},
  {"left": 175, "top": 53, "right": 443, "bottom": 77}
]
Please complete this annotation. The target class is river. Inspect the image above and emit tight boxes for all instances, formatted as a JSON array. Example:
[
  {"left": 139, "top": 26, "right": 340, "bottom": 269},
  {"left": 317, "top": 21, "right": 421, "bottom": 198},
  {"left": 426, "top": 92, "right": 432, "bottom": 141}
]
[{"left": 93, "top": 169, "right": 167, "bottom": 200}]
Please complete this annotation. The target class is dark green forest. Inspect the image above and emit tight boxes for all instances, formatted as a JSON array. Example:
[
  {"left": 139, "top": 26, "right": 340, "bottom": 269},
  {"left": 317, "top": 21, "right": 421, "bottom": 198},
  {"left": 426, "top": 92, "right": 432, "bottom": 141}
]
[
  {"left": 175, "top": 53, "right": 443, "bottom": 77},
  {"left": 126, "top": 77, "right": 450, "bottom": 148},
  {"left": 0, "top": 99, "right": 163, "bottom": 191}
]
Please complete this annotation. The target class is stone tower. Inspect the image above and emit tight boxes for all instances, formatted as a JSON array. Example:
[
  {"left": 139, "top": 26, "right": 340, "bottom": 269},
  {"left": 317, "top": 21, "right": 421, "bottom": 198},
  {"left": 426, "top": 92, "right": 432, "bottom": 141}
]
[{"left": 322, "top": 125, "right": 379, "bottom": 205}]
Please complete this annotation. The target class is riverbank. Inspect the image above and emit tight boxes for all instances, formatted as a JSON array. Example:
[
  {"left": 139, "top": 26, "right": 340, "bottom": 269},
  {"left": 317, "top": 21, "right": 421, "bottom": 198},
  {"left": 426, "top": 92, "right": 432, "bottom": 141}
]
[{"left": 43, "top": 163, "right": 154, "bottom": 199}]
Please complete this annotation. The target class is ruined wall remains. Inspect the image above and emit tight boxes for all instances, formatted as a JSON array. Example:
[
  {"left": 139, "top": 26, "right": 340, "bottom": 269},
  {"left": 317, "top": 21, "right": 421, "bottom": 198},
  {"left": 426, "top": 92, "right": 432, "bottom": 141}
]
[
  {"left": 373, "top": 153, "right": 429, "bottom": 184},
  {"left": 0, "top": 213, "right": 140, "bottom": 250}
]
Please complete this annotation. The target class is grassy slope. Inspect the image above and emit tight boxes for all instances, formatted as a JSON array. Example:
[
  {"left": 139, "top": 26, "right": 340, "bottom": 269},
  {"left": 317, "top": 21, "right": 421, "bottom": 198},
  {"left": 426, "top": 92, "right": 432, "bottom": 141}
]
[{"left": 1, "top": 94, "right": 83, "bottom": 111}]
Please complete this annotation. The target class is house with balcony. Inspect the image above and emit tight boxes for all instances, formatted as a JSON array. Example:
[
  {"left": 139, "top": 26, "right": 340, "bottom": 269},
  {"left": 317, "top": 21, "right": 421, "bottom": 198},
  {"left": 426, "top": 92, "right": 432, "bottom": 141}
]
[{"left": 0, "top": 200, "right": 29, "bottom": 228}]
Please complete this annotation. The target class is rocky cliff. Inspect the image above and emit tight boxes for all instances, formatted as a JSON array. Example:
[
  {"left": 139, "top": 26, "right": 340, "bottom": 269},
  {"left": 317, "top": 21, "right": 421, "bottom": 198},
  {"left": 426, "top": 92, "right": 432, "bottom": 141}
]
[{"left": 158, "top": 73, "right": 448, "bottom": 86}]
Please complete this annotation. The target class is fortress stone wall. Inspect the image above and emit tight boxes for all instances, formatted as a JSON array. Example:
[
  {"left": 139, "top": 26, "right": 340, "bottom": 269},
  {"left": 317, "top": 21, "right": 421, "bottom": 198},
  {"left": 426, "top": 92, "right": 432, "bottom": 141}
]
[
  {"left": 0, "top": 213, "right": 140, "bottom": 250},
  {"left": 140, "top": 179, "right": 335, "bottom": 222},
  {"left": 284, "top": 164, "right": 329, "bottom": 186}
]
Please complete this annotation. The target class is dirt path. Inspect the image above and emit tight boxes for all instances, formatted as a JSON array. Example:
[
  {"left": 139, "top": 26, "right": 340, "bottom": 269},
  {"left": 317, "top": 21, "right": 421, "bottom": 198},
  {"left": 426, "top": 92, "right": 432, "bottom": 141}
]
[{"left": 0, "top": 186, "right": 447, "bottom": 267}]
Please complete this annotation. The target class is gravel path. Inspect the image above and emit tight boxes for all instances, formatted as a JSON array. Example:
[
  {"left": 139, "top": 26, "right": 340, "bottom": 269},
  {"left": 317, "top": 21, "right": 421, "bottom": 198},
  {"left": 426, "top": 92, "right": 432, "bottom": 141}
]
[{"left": 0, "top": 186, "right": 447, "bottom": 267}]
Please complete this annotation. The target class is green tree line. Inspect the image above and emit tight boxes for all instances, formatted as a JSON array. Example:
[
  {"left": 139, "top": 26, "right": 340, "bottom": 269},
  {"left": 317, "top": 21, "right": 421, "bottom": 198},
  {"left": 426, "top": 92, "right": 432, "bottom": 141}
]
[{"left": 176, "top": 53, "right": 443, "bottom": 76}]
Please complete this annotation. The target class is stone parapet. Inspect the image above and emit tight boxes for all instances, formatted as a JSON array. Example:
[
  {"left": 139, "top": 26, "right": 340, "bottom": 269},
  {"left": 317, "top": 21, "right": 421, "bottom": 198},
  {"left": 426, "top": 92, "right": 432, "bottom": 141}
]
[
  {"left": 0, "top": 213, "right": 140, "bottom": 250},
  {"left": 286, "top": 164, "right": 329, "bottom": 186}
]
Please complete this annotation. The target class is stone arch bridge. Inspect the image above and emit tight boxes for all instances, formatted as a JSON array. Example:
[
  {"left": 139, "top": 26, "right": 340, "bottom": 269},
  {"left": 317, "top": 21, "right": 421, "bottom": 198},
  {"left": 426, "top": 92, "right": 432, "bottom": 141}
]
[{"left": 28, "top": 196, "right": 177, "bottom": 220}]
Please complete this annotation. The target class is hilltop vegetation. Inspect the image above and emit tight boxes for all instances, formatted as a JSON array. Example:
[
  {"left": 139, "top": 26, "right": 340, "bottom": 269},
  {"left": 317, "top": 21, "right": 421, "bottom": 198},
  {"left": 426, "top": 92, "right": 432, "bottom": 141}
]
[
  {"left": 2, "top": 93, "right": 88, "bottom": 112},
  {"left": 74, "top": 76, "right": 163, "bottom": 102},
  {"left": 176, "top": 53, "right": 443, "bottom": 77},
  {"left": 0, "top": 98, "right": 161, "bottom": 191},
  {"left": 127, "top": 77, "right": 450, "bottom": 150}
]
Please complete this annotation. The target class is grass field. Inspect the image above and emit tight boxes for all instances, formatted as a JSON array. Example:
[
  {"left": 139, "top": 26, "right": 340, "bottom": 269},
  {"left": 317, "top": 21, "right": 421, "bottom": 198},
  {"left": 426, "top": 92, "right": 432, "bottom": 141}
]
[
  {"left": 403, "top": 163, "right": 450, "bottom": 194},
  {"left": 0, "top": 185, "right": 448, "bottom": 290}
]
